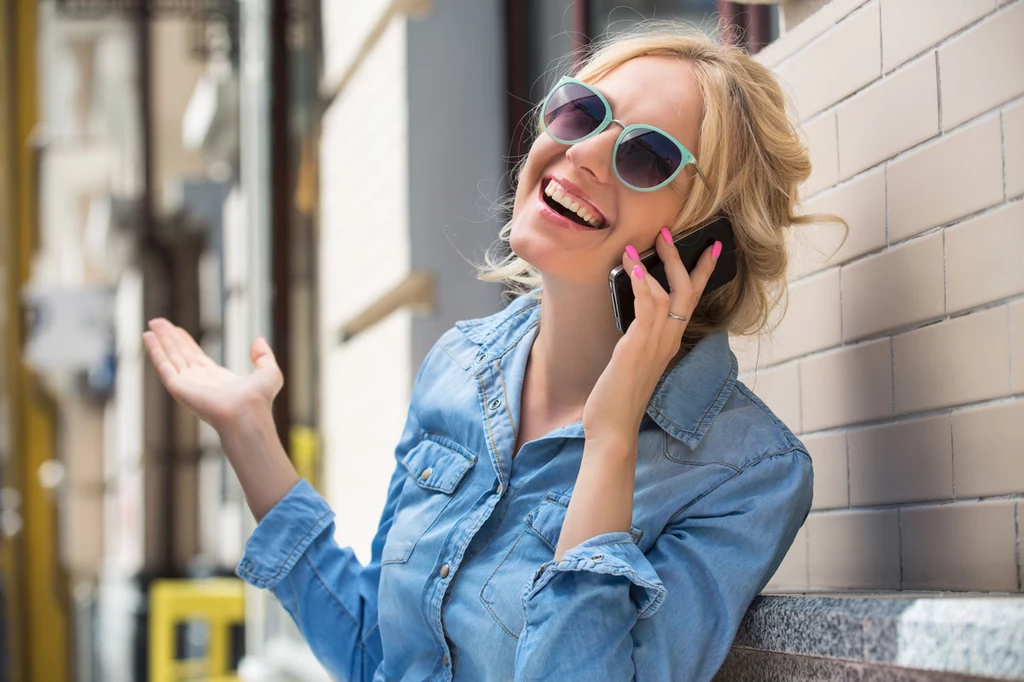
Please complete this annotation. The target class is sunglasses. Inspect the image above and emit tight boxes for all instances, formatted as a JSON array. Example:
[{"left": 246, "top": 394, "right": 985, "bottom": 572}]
[{"left": 540, "top": 76, "right": 709, "bottom": 193}]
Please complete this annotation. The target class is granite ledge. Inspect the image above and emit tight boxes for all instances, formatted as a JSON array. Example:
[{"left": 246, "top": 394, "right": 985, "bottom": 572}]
[{"left": 719, "top": 593, "right": 1024, "bottom": 680}]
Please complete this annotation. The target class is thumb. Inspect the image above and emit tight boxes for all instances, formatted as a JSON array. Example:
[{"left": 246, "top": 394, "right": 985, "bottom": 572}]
[{"left": 250, "top": 337, "right": 279, "bottom": 373}]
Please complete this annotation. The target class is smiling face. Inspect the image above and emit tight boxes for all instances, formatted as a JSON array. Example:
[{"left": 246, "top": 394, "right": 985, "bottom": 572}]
[{"left": 509, "top": 55, "right": 705, "bottom": 286}]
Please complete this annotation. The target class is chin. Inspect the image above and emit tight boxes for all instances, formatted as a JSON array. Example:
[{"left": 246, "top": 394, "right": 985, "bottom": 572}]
[{"left": 508, "top": 222, "right": 546, "bottom": 269}]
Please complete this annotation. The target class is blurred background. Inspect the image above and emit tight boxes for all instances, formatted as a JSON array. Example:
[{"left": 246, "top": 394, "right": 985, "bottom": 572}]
[{"left": 2, "top": 0, "right": 1023, "bottom": 681}]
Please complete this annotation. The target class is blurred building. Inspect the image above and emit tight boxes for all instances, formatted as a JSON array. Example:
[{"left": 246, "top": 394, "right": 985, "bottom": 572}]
[{"left": 5, "top": 0, "right": 1022, "bottom": 681}]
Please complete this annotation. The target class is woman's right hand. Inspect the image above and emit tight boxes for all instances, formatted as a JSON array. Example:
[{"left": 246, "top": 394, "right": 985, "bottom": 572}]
[{"left": 142, "top": 318, "right": 283, "bottom": 433}]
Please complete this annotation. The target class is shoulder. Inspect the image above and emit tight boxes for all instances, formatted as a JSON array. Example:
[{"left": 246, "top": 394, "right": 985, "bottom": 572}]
[
  {"left": 430, "top": 290, "right": 542, "bottom": 371},
  {"left": 664, "top": 377, "right": 810, "bottom": 473}
]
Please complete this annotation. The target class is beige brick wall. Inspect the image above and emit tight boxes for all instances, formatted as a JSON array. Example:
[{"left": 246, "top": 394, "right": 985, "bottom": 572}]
[
  {"left": 745, "top": 0, "right": 1024, "bottom": 594},
  {"left": 320, "top": 16, "right": 414, "bottom": 566}
]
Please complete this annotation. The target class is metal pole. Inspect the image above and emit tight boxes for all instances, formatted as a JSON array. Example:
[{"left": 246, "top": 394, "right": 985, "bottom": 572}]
[
  {"left": 570, "top": 0, "right": 590, "bottom": 63},
  {"left": 270, "top": 0, "right": 291, "bottom": 459},
  {"left": 238, "top": 0, "right": 273, "bottom": 657}
]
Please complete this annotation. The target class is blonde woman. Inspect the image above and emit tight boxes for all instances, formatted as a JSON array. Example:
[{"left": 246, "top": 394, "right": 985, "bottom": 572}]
[{"left": 143, "top": 24, "right": 842, "bottom": 682}]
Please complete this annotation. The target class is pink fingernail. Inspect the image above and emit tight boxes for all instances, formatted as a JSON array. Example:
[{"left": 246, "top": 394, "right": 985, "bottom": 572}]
[
  {"left": 712, "top": 240, "right": 722, "bottom": 260},
  {"left": 633, "top": 264, "right": 645, "bottom": 279},
  {"left": 625, "top": 244, "right": 639, "bottom": 261},
  {"left": 661, "top": 227, "right": 672, "bottom": 244}
]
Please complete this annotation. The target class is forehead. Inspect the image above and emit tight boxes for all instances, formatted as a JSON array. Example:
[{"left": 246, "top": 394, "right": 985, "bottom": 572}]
[{"left": 590, "top": 55, "right": 703, "bottom": 147}]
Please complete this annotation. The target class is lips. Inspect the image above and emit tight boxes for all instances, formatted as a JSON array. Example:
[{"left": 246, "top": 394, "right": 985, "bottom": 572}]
[
  {"left": 536, "top": 184, "right": 595, "bottom": 231},
  {"left": 538, "top": 175, "right": 609, "bottom": 229}
]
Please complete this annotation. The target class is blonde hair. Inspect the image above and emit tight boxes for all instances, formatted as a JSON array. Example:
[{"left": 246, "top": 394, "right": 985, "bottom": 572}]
[{"left": 476, "top": 21, "right": 848, "bottom": 343}]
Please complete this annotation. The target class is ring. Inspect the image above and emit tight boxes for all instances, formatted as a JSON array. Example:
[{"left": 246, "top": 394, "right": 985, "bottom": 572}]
[{"left": 667, "top": 311, "right": 689, "bottom": 322}]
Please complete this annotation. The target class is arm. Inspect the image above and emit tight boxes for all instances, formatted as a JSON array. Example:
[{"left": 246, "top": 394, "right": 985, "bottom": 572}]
[
  {"left": 514, "top": 449, "right": 813, "bottom": 682},
  {"left": 554, "top": 434, "right": 638, "bottom": 561},
  {"left": 217, "top": 405, "right": 299, "bottom": 521},
  {"left": 235, "top": 404, "right": 423, "bottom": 682},
  {"left": 141, "top": 319, "right": 433, "bottom": 681}
]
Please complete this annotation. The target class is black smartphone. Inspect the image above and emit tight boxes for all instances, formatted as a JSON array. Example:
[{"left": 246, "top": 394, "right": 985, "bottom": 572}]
[{"left": 608, "top": 215, "right": 737, "bottom": 333}]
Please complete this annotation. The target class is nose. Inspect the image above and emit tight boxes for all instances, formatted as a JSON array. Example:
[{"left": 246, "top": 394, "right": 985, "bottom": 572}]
[{"left": 565, "top": 119, "right": 625, "bottom": 185}]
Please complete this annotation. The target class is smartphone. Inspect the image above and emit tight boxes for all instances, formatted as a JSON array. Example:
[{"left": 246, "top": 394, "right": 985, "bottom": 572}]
[{"left": 609, "top": 215, "right": 737, "bottom": 333}]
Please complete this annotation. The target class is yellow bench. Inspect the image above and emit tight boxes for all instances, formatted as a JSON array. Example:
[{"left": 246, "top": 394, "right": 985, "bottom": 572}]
[{"left": 149, "top": 578, "right": 245, "bottom": 682}]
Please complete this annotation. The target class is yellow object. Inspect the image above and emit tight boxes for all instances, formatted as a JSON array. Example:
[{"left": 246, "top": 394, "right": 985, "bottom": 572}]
[
  {"left": 291, "top": 425, "right": 322, "bottom": 494},
  {"left": 2, "top": 1, "right": 69, "bottom": 680},
  {"left": 149, "top": 578, "right": 246, "bottom": 682}
]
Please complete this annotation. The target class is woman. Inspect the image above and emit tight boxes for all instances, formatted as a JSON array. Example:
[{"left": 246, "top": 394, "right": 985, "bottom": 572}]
[{"left": 143, "top": 24, "right": 840, "bottom": 682}]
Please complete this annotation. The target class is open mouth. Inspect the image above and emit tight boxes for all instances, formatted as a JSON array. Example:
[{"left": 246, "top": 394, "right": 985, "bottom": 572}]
[{"left": 540, "top": 178, "right": 607, "bottom": 229}]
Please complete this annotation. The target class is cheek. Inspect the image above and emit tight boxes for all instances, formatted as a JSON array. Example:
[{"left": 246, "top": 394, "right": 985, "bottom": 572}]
[{"left": 615, "top": 195, "right": 680, "bottom": 249}]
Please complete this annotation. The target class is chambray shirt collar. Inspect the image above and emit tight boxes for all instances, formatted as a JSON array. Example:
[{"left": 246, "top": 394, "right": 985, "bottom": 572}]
[
  {"left": 645, "top": 329, "right": 738, "bottom": 449},
  {"left": 457, "top": 289, "right": 738, "bottom": 449}
]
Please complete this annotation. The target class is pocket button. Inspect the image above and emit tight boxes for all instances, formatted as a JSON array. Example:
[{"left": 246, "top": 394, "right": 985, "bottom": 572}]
[
  {"left": 420, "top": 468, "right": 432, "bottom": 480},
  {"left": 440, "top": 563, "right": 450, "bottom": 578}
]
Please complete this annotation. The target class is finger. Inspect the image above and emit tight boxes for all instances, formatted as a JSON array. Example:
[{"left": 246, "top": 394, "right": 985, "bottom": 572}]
[
  {"left": 172, "top": 325, "right": 206, "bottom": 367},
  {"left": 689, "top": 239, "right": 722, "bottom": 302},
  {"left": 624, "top": 249, "right": 655, "bottom": 340},
  {"left": 148, "top": 318, "right": 188, "bottom": 371},
  {"left": 655, "top": 226, "right": 693, "bottom": 299},
  {"left": 251, "top": 337, "right": 279, "bottom": 372},
  {"left": 142, "top": 330, "right": 179, "bottom": 385},
  {"left": 642, "top": 264, "right": 672, "bottom": 346}
]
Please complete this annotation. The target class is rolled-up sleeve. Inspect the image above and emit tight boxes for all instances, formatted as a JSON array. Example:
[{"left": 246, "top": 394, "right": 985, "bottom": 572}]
[
  {"left": 237, "top": 478, "right": 335, "bottom": 590},
  {"left": 234, "top": 455, "right": 407, "bottom": 682},
  {"left": 513, "top": 449, "right": 813, "bottom": 682},
  {"left": 233, "top": 346, "right": 440, "bottom": 681}
]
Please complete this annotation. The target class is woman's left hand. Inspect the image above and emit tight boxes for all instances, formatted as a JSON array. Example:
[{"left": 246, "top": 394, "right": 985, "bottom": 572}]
[{"left": 582, "top": 227, "right": 721, "bottom": 448}]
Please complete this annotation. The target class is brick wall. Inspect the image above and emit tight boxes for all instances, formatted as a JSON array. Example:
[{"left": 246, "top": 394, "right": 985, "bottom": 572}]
[
  {"left": 320, "top": 14, "right": 414, "bottom": 565},
  {"left": 747, "top": 0, "right": 1024, "bottom": 593}
]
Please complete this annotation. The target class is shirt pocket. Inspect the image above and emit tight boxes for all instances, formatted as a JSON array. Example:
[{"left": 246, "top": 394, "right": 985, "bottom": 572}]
[
  {"left": 479, "top": 491, "right": 644, "bottom": 639},
  {"left": 380, "top": 433, "right": 477, "bottom": 565}
]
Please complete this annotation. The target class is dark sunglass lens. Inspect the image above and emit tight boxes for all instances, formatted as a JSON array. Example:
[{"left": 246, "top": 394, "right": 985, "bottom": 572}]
[
  {"left": 615, "top": 128, "right": 683, "bottom": 188},
  {"left": 543, "top": 83, "right": 606, "bottom": 141}
]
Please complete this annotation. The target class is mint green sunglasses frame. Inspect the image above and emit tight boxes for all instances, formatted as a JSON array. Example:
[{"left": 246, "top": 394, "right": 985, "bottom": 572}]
[{"left": 540, "top": 76, "right": 710, "bottom": 192}]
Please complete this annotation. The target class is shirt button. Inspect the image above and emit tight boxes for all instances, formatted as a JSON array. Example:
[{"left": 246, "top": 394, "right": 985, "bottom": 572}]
[
  {"left": 420, "top": 468, "right": 432, "bottom": 480},
  {"left": 496, "top": 483, "right": 503, "bottom": 495},
  {"left": 443, "top": 653, "right": 449, "bottom": 665},
  {"left": 440, "top": 563, "right": 450, "bottom": 578},
  {"left": 488, "top": 398, "right": 502, "bottom": 410}
]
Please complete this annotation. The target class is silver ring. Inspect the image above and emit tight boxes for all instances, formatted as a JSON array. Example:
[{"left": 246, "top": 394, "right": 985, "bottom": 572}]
[{"left": 667, "top": 311, "right": 689, "bottom": 323}]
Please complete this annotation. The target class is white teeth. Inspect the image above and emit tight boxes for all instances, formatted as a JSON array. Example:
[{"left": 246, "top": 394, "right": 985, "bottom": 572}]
[{"left": 543, "top": 179, "right": 603, "bottom": 228}]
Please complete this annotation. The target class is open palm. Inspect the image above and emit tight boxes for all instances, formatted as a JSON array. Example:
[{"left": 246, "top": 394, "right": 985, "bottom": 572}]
[{"left": 142, "top": 318, "right": 283, "bottom": 432}]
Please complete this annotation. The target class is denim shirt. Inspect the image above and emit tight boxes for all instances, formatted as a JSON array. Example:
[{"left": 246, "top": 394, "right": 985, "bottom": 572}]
[{"left": 236, "top": 291, "right": 813, "bottom": 682}]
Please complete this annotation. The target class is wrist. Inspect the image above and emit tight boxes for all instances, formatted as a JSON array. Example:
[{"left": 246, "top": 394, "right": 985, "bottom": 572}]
[
  {"left": 583, "top": 429, "right": 638, "bottom": 460},
  {"left": 216, "top": 403, "right": 300, "bottom": 522},
  {"left": 216, "top": 394, "right": 274, "bottom": 441}
]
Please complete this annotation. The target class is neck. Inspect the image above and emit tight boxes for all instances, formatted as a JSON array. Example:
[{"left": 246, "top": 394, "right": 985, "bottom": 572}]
[{"left": 528, "top": 277, "right": 623, "bottom": 416}]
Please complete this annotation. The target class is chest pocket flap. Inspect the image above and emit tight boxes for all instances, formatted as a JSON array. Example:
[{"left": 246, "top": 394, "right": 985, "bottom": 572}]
[
  {"left": 525, "top": 491, "right": 644, "bottom": 552},
  {"left": 400, "top": 433, "right": 476, "bottom": 494},
  {"left": 382, "top": 434, "right": 477, "bottom": 565}
]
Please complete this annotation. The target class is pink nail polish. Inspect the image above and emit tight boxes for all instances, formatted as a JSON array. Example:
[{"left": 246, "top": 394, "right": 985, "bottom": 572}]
[
  {"left": 712, "top": 240, "right": 722, "bottom": 260},
  {"left": 633, "top": 264, "right": 645, "bottom": 279},
  {"left": 625, "top": 244, "right": 639, "bottom": 261},
  {"left": 661, "top": 227, "right": 672, "bottom": 244}
]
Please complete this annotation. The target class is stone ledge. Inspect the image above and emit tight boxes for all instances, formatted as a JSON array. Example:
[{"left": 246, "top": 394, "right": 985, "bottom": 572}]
[{"left": 714, "top": 594, "right": 1024, "bottom": 681}]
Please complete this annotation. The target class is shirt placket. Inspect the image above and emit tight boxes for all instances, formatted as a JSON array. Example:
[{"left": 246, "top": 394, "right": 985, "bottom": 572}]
[{"left": 423, "top": 350, "right": 517, "bottom": 680}]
